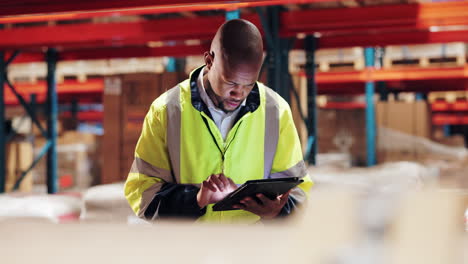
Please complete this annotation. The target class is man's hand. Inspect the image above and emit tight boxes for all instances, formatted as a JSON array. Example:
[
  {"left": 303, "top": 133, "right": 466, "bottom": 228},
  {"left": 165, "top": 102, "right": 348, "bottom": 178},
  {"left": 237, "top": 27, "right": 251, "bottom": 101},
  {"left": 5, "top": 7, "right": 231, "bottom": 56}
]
[
  {"left": 197, "top": 174, "right": 237, "bottom": 208},
  {"left": 233, "top": 190, "right": 291, "bottom": 220}
]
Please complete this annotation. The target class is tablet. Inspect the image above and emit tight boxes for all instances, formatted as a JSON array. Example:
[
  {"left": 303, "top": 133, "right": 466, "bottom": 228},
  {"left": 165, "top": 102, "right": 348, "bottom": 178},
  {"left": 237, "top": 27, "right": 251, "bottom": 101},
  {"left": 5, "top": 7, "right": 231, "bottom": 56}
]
[{"left": 212, "top": 177, "right": 303, "bottom": 211}]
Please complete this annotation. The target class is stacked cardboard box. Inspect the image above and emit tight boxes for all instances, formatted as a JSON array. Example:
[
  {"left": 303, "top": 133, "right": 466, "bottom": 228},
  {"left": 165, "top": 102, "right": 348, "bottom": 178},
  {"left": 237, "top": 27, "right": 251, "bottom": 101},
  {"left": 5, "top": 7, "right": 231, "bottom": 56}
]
[
  {"left": 102, "top": 72, "right": 184, "bottom": 184},
  {"left": 317, "top": 108, "right": 367, "bottom": 166},
  {"left": 376, "top": 100, "right": 431, "bottom": 162},
  {"left": 5, "top": 137, "right": 34, "bottom": 192},
  {"left": 376, "top": 101, "right": 430, "bottom": 138}
]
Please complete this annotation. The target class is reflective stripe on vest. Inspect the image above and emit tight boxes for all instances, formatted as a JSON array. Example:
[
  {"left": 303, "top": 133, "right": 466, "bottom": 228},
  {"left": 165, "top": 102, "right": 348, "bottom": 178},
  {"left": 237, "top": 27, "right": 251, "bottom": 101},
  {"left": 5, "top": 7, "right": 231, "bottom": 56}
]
[{"left": 166, "top": 86, "right": 182, "bottom": 183}]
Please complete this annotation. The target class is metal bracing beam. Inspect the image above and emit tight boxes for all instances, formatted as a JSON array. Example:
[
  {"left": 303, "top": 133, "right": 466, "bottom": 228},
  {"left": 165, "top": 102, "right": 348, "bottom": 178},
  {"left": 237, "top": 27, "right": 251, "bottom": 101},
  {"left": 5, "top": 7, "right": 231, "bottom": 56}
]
[
  {"left": 5, "top": 78, "right": 48, "bottom": 138},
  {"left": 1, "top": 49, "right": 63, "bottom": 192},
  {"left": 0, "top": 48, "right": 64, "bottom": 193}
]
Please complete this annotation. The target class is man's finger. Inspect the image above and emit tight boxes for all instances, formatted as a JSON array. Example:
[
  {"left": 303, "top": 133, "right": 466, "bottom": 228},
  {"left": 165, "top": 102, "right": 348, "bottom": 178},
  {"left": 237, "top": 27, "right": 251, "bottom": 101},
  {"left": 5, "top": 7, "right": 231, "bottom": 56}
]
[
  {"left": 219, "top": 174, "right": 231, "bottom": 189},
  {"left": 210, "top": 174, "right": 225, "bottom": 191},
  {"left": 241, "top": 197, "right": 263, "bottom": 213},
  {"left": 240, "top": 197, "right": 252, "bottom": 204},
  {"left": 278, "top": 190, "right": 291, "bottom": 199},
  {"left": 279, "top": 191, "right": 291, "bottom": 204},
  {"left": 203, "top": 181, "right": 217, "bottom": 192},
  {"left": 233, "top": 203, "right": 245, "bottom": 209},
  {"left": 256, "top": 193, "right": 272, "bottom": 206}
]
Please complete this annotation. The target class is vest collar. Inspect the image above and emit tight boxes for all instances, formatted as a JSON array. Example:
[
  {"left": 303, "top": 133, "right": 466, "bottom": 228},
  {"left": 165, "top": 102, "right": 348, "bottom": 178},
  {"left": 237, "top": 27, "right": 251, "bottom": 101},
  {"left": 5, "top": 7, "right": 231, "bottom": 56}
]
[{"left": 188, "top": 66, "right": 261, "bottom": 117}]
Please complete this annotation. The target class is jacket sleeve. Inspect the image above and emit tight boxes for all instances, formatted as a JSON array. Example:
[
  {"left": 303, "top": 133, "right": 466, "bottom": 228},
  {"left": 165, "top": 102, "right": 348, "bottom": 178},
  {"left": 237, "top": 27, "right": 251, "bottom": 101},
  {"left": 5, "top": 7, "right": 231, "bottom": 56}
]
[
  {"left": 124, "top": 101, "right": 206, "bottom": 220},
  {"left": 271, "top": 98, "right": 314, "bottom": 217}
]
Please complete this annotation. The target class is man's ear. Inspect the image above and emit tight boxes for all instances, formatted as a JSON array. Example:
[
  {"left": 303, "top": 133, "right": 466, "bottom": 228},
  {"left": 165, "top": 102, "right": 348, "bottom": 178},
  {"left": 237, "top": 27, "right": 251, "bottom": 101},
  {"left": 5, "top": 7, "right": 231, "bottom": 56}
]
[{"left": 204, "top": 51, "right": 214, "bottom": 70}]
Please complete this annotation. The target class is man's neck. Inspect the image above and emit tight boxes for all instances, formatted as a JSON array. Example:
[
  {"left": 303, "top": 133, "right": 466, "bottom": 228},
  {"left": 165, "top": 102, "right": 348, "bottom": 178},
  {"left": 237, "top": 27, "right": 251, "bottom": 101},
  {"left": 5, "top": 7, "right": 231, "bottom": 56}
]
[{"left": 203, "top": 73, "right": 226, "bottom": 113}]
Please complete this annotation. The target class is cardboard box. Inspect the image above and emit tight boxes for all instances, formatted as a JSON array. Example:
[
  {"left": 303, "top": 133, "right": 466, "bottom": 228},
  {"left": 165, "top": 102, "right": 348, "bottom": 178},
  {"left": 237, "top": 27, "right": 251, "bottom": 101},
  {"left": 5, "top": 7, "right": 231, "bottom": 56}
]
[
  {"left": 387, "top": 101, "right": 415, "bottom": 135},
  {"left": 414, "top": 101, "right": 430, "bottom": 138},
  {"left": 102, "top": 77, "right": 123, "bottom": 184},
  {"left": 102, "top": 72, "right": 184, "bottom": 184},
  {"left": 121, "top": 73, "right": 161, "bottom": 107},
  {"left": 32, "top": 118, "right": 63, "bottom": 137},
  {"left": 5, "top": 140, "right": 34, "bottom": 192},
  {"left": 317, "top": 108, "right": 367, "bottom": 165},
  {"left": 377, "top": 101, "right": 430, "bottom": 138},
  {"left": 121, "top": 106, "right": 146, "bottom": 143},
  {"left": 161, "top": 72, "right": 182, "bottom": 92},
  {"left": 376, "top": 100, "right": 432, "bottom": 163}
]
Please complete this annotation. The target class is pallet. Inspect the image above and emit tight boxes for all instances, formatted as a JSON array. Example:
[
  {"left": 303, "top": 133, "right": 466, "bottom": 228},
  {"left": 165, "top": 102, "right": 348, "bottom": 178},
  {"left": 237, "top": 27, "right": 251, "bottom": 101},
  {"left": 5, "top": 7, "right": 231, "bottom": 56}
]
[
  {"left": 383, "top": 43, "right": 466, "bottom": 68},
  {"left": 289, "top": 48, "right": 365, "bottom": 73},
  {"left": 8, "top": 58, "right": 166, "bottom": 84},
  {"left": 428, "top": 91, "right": 468, "bottom": 103},
  {"left": 384, "top": 56, "right": 466, "bottom": 68}
]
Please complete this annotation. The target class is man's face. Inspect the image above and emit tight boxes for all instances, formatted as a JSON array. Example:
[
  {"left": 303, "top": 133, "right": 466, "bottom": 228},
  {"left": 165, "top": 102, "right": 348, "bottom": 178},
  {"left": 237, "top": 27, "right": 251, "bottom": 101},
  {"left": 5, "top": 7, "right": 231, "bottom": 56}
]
[{"left": 204, "top": 52, "right": 261, "bottom": 112}]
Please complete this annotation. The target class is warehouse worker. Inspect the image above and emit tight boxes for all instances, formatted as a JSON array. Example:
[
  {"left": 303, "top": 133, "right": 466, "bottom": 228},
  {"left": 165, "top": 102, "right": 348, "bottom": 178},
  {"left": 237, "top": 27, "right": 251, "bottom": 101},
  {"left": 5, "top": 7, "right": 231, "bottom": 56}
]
[{"left": 124, "top": 19, "right": 313, "bottom": 223}]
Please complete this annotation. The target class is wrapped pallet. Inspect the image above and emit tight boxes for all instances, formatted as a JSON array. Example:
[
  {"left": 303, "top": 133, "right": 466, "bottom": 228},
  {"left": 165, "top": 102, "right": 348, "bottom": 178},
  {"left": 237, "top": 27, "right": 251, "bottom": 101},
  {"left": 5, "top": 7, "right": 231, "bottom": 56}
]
[{"left": 33, "top": 131, "right": 99, "bottom": 191}]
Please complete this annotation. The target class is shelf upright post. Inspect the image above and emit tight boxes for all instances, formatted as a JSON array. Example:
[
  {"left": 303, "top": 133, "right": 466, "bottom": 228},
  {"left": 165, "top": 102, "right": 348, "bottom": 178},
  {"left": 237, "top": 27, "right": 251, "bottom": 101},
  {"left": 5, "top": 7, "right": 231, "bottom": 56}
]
[
  {"left": 365, "top": 47, "right": 377, "bottom": 166},
  {"left": 46, "top": 48, "right": 58, "bottom": 194},
  {"left": 0, "top": 52, "right": 5, "bottom": 193},
  {"left": 305, "top": 36, "right": 318, "bottom": 165}
]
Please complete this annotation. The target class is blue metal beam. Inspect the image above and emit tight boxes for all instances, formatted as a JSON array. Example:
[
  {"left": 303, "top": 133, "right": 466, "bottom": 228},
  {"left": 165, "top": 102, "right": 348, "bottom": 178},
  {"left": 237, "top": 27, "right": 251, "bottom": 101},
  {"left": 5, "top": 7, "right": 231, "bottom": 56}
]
[
  {"left": 166, "top": 57, "right": 177, "bottom": 72},
  {"left": 365, "top": 47, "right": 376, "bottom": 166},
  {"left": 166, "top": 57, "right": 186, "bottom": 73},
  {"left": 0, "top": 52, "right": 5, "bottom": 193},
  {"left": 305, "top": 36, "right": 318, "bottom": 165},
  {"left": 415, "top": 93, "right": 424, "bottom": 101},
  {"left": 226, "top": 9, "right": 240, "bottom": 20},
  {"left": 46, "top": 48, "right": 58, "bottom": 194},
  {"left": 443, "top": 125, "right": 451, "bottom": 137}
]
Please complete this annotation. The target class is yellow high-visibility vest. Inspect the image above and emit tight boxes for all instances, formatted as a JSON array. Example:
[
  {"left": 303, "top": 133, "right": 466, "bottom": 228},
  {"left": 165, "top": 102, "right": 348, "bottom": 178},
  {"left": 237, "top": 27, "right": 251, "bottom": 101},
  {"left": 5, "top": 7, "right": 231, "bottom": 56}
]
[{"left": 124, "top": 66, "right": 313, "bottom": 223}]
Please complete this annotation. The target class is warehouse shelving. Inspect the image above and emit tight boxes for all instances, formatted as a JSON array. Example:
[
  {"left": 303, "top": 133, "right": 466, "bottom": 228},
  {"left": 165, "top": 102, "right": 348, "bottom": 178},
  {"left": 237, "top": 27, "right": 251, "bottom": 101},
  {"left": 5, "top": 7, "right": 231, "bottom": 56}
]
[
  {"left": 3, "top": 79, "right": 103, "bottom": 105},
  {"left": 432, "top": 114, "right": 468, "bottom": 126},
  {"left": 308, "top": 65, "right": 468, "bottom": 94},
  {"left": 432, "top": 101, "right": 468, "bottom": 112},
  {"left": 1, "top": 0, "right": 468, "bottom": 192},
  {"left": 5, "top": 66, "right": 467, "bottom": 103}
]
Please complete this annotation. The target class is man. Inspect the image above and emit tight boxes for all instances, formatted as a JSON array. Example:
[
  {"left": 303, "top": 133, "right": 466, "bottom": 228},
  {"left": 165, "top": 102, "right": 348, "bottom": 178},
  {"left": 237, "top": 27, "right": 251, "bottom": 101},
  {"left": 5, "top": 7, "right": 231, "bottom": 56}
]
[{"left": 124, "top": 19, "right": 313, "bottom": 223}]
